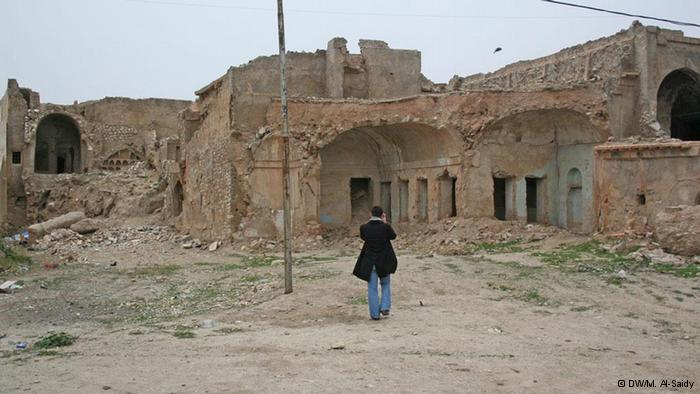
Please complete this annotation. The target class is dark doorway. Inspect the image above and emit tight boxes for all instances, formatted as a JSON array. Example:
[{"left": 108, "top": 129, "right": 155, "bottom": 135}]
[
  {"left": 34, "top": 114, "right": 81, "bottom": 174},
  {"left": 526, "top": 178, "right": 539, "bottom": 223},
  {"left": 350, "top": 178, "right": 371, "bottom": 223},
  {"left": 173, "top": 181, "right": 183, "bottom": 216},
  {"left": 418, "top": 178, "right": 428, "bottom": 222},
  {"left": 493, "top": 177, "right": 506, "bottom": 220},
  {"left": 399, "top": 180, "right": 409, "bottom": 222},
  {"left": 657, "top": 69, "right": 700, "bottom": 141},
  {"left": 451, "top": 177, "right": 457, "bottom": 217},
  {"left": 438, "top": 173, "right": 455, "bottom": 219},
  {"left": 380, "top": 181, "right": 392, "bottom": 222}
]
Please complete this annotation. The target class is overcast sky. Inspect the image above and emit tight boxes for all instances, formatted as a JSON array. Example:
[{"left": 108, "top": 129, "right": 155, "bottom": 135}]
[{"left": 1, "top": 0, "right": 699, "bottom": 104}]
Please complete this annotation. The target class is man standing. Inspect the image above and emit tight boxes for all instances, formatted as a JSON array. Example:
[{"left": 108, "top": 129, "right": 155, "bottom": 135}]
[{"left": 353, "top": 206, "right": 398, "bottom": 320}]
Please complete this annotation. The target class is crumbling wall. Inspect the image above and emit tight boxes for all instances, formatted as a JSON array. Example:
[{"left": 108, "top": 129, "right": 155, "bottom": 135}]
[
  {"left": 595, "top": 141, "right": 700, "bottom": 233},
  {"left": 182, "top": 72, "right": 244, "bottom": 240}
]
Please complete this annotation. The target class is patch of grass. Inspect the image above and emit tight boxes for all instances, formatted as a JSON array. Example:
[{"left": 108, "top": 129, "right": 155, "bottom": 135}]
[
  {"left": 531, "top": 240, "right": 644, "bottom": 274},
  {"left": 570, "top": 305, "right": 593, "bottom": 312},
  {"left": 214, "top": 263, "right": 243, "bottom": 272},
  {"left": 132, "top": 264, "right": 181, "bottom": 276},
  {"left": 173, "top": 330, "right": 195, "bottom": 339},
  {"left": 487, "top": 282, "right": 516, "bottom": 292},
  {"left": 521, "top": 288, "right": 548, "bottom": 306},
  {"left": 34, "top": 332, "right": 76, "bottom": 349},
  {"left": 0, "top": 242, "right": 32, "bottom": 277},
  {"left": 241, "top": 255, "right": 278, "bottom": 267},
  {"left": 214, "top": 327, "right": 243, "bottom": 334},
  {"left": 241, "top": 274, "right": 263, "bottom": 283},
  {"left": 465, "top": 240, "right": 524, "bottom": 255},
  {"left": 347, "top": 295, "right": 368, "bottom": 305},
  {"left": 651, "top": 263, "right": 699, "bottom": 278}
]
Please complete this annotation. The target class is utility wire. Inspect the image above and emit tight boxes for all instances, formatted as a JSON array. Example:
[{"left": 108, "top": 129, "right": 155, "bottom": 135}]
[
  {"left": 124, "top": 0, "right": 615, "bottom": 19},
  {"left": 542, "top": 0, "right": 700, "bottom": 28}
]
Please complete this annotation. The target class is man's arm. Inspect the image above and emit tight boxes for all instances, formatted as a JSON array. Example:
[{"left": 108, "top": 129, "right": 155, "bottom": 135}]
[
  {"left": 385, "top": 224, "right": 397, "bottom": 240},
  {"left": 360, "top": 224, "right": 367, "bottom": 241}
]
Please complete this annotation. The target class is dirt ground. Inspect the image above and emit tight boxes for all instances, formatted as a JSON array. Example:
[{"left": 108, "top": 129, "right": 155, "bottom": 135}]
[{"left": 1, "top": 228, "right": 699, "bottom": 393}]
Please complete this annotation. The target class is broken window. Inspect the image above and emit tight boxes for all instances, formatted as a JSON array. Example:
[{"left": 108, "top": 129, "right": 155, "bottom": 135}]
[
  {"left": 34, "top": 114, "right": 81, "bottom": 174},
  {"left": 399, "top": 180, "right": 409, "bottom": 222},
  {"left": 11, "top": 151, "right": 21, "bottom": 164},
  {"left": 417, "top": 178, "right": 428, "bottom": 222},
  {"left": 380, "top": 181, "right": 392, "bottom": 222},
  {"left": 350, "top": 178, "right": 371, "bottom": 223}
]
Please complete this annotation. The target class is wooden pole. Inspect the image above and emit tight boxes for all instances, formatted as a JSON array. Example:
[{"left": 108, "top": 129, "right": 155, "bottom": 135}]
[{"left": 276, "top": 0, "right": 293, "bottom": 294}]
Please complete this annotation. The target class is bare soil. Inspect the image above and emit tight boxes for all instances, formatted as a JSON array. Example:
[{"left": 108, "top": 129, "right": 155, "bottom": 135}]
[{"left": 1, "top": 230, "right": 699, "bottom": 393}]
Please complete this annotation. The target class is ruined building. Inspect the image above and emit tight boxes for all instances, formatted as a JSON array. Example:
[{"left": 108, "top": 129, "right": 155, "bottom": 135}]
[{"left": 1, "top": 22, "right": 699, "bottom": 241}]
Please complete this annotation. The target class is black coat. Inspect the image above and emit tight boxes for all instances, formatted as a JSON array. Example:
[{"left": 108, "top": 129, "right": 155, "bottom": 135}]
[{"left": 353, "top": 220, "right": 398, "bottom": 282}]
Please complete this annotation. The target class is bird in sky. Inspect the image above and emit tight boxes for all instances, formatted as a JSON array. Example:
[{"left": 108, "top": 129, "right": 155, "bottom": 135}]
[{"left": 493, "top": 47, "right": 502, "bottom": 54}]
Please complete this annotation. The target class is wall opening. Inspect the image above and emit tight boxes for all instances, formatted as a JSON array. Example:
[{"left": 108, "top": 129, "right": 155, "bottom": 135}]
[
  {"left": 526, "top": 178, "right": 539, "bottom": 223},
  {"left": 350, "top": 178, "right": 371, "bottom": 223},
  {"left": 380, "top": 181, "right": 392, "bottom": 222},
  {"left": 657, "top": 69, "right": 700, "bottom": 141},
  {"left": 11, "top": 152, "right": 21, "bottom": 164},
  {"left": 418, "top": 178, "right": 428, "bottom": 222},
  {"left": 173, "top": 181, "right": 183, "bottom": 216},
  {"left": 399, "top": 180, "right": 409, "bottom": 222},
  {"left": 438, "top": 173, "right": 456, "bottom": 219},
  {"left": 34, "top": 114, "right": 81, "bottom": 174},
  {"left": 451, "top": 177, "right": 457, "bottom": 217},
  {"left": 566, "top": 168, "right": 583, "bottom": 232},
  {"left": 493, "top": 177, "right": 506, "bottom": 220}
]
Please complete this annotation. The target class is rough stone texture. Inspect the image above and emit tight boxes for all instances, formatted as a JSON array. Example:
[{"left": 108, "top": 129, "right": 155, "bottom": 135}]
[
  {"left": 69, "top": 218, "right": 101, "bottom": 234},
  {"left": 595, "top": 142, "right": 700, "bottom": 233},
  {"left": 27, "top": 211, "right": 85, "bottom": 238},
  {"left": 655, "top": 205, "right": 700, "bottom": 256}
]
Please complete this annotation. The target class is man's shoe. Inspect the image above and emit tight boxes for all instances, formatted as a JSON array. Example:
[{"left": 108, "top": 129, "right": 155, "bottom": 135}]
[{"left": 380, "top": 310, "right": 390, "bottom": 316}]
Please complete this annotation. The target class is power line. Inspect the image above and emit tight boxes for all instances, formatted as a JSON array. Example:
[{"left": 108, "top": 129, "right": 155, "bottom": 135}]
[
  {"left": 124, "top": 0, "right": 616, "bottom": 20},
  {"left": 542, "top": 0, "right": 700, "bottom": 28}
]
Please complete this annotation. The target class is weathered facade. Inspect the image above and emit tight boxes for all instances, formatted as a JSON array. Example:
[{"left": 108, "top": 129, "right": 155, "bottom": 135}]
[{"left": 1, "top": 22, "right": 699, "bottom": 240}]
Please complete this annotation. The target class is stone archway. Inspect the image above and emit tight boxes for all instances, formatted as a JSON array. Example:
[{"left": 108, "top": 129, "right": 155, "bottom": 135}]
[
  {"left": 34, "top": 114, "right": 81, "bottom": 174},
  {"left": 319, "top": 123, "right": 462, "bottom": 227},
  {"left": 657, "top": 69, "right": 700, "bottom": 141}
]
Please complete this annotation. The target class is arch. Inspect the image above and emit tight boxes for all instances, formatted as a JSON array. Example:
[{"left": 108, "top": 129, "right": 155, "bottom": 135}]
[
  {"left": 34, "top": 113, "right": 81, "bottom": 174},
  {"left": 320, "top": 123, "right": 462, "bottom": 226},
  {"left": 657, "top": 68, "right": 700, "bottom": 141}
]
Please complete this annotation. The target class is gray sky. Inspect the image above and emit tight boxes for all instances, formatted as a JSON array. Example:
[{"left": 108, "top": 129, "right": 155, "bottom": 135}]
[{"left": 2, "top": 0, "right": 700, "bottom": 104}]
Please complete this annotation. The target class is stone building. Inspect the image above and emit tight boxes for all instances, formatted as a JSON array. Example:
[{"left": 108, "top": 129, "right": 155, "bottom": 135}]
[{"left": 1, "top": 22, "right": 699, "bottom": 240}]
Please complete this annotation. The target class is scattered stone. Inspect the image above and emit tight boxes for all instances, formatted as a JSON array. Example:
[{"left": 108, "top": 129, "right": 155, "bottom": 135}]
[
  {"left": 208, "top": 241, "right": 219, "bottom": 252},
  {"left": 182, "top": 242, "right": 193, "bottom": 249},
  {"left": 655, "top": 205, "right": 700, "bottom": 257},
  {"left": 69, "top": 218, "right": 102, "bottom": 234},
  {"left": 329, "top": 343, "right": 345, "bottom": 350},
  {"left": 0, "top": 281, "right": 20, "bottom": 294},
  {"left": 616, "top": 269, "right": 627, "bottom": 280},
  {"left": 199, "top": 319, "right": 215, "bottom": 329}
]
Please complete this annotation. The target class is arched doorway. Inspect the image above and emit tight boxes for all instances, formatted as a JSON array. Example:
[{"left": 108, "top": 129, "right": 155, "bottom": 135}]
[
  {"left": 34, "top": 114, "right": 81, "bottom": 173},
  {"left": 657, "top": 69, "right": 700, "bottom": 141},
  {"left": 566, "top": 168, "right": 583, "bottom": 232}
]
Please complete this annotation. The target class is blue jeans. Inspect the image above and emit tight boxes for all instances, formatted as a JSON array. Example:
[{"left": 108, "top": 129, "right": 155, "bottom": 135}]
[{"left": 368, "top": 269, "right": 391, "bottom": 319}]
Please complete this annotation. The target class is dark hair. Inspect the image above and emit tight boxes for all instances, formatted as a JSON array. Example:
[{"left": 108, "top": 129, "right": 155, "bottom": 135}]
[{"left": 371, "top": 206, "right": 384, "bottom": 217}]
